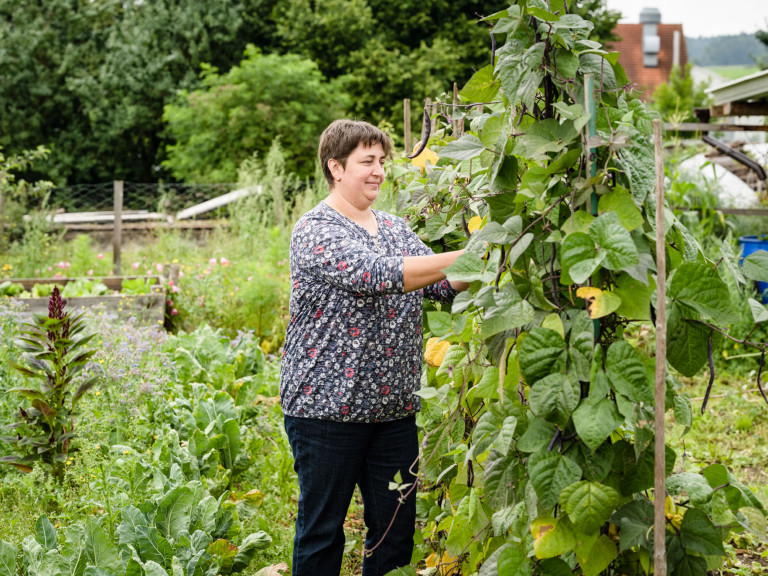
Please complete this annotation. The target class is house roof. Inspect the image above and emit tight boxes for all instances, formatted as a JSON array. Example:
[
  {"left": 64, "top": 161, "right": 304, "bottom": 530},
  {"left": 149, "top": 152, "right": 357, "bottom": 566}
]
[
  {"left": 608, "top": 23, "right": 688, "bottom": 100},
  {"left": 706, "top": 69, "right": 768, "bottom": 105}
]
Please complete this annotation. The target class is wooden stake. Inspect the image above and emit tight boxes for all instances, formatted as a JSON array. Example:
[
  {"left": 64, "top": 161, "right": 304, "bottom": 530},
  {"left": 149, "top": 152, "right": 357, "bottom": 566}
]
[
  {"left": 452, "top": 82, "right": 460, "bottom": 137},
  {"left": 653, "top": 118, "right": 667, "bottom": 576},
  {"left": 422, "top": 98, "right": 432, "bottom": 144},
  {"left": 404, "top": 98, "right": 411, "bottom": 154},
  {"left": 113, "top": 180, "right": 123, "bottom": 276}
]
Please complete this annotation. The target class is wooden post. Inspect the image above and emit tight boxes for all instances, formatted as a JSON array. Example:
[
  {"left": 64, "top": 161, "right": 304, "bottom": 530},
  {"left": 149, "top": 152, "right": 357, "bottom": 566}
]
[
  {"left": 653, "top": 118, "right": 667, "bottom": 576},
  {"left": 404, "top": 98, "right": 411, "bottom": 154},
  {"left": 113, "top": 180, "right": 123, "bottom": 276}
]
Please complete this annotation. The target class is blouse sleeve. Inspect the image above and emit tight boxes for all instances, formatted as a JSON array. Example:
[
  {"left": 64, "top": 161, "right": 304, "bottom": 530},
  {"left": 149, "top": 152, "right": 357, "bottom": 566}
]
[
  {"left": 291, "top": 214, "right": 404, "bottom": 295},
  {"left": 401, "top": 223, "right": 459, "bottom": 304}
]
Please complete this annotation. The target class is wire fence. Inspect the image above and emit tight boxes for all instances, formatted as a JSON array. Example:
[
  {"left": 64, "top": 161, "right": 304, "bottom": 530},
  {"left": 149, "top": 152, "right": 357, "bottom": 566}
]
[{"left": 48, "top": 181, "right": 236, "bottom": 216}]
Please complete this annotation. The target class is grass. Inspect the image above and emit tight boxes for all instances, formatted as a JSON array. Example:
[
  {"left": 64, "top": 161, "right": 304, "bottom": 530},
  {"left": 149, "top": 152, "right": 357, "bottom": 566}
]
[{"left": 707, "top": 65, "right": 761, "bottom": 80}]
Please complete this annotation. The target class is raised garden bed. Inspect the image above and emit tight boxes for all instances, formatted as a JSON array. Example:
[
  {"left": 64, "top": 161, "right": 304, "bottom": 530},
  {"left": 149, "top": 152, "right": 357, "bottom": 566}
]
[{"left": 0, "top": 275, "right": 166, "bottom": 324}]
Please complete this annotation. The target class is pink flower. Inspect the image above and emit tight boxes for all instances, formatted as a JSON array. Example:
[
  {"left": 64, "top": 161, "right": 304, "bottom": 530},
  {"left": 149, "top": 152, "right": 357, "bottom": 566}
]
[
  {"left": 54, "top": 272, "right": 62, "bottom": 278},
  {"left": 47, "top": 267, "right": 53, "bottom": 272},
  {"left": 58, "top": 261, "right": 66, "bottom": 269},
  {"left": 132, "top": 262, "right": 140, "bottom": 270},
  {"left": 167, "top": 299, "right": 174, "bottom": 306},
  {"left": 209, "top": 258, "right": 217, "bottom": 265},
  {"left": 87, "top": 269, "right": 93, "bottom": 276},
  {"left": 247, "top": 276, "right": 253, "bottom": 281},
  {"left": 156, "top": 263, "right": 164, "bottom": 273},
  {"left": 171, "top": 308, "right": 179, "bottom": 316},
  {"left": 234, "top": 286, "right": 239, "bottom": 292},
  {"left": 171, "top": 285, "right": 180, "bottom": 293},
  {"left": 179, "top": 271, "right": 184, "bottom": 278},
  {"left": 97, "top": 253, "right": 103, "bottom": 259},
  {"left": 220, "top": 257, "right": 229, "bottom": 266}
]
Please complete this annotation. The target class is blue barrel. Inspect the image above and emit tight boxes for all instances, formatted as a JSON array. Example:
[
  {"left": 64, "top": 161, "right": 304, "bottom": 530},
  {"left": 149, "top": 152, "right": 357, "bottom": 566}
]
[{"left": 739, "top": 235, "right": 768, "bottom": 302}]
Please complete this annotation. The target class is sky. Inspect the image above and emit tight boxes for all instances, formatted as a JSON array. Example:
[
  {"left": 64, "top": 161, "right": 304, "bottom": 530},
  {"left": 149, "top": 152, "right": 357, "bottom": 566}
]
[{"left": 604, "top": 0, "right": 768, "bottom": 38}]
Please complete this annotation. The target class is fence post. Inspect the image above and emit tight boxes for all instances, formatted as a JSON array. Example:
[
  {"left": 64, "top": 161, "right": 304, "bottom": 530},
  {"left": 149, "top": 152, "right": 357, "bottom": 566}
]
[
  {"left": 653, "top": 118, "right": 667, "bottom": 576},
  {"left": 113, "top": 180, "right": 123, "bottom": 276},
  {"left": 403, "top": 98, "right": 411, "bottom": 154}
]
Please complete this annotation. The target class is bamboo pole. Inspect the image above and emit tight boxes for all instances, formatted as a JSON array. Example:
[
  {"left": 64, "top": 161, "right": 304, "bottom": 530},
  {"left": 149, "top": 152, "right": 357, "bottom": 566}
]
[
  {"left": 404, "top": 98, "right": 411, "bottom": 153},
  {"left": 422, "top": 98, "right": 432, "bottom": 143},
  {"left": 653, "top": 118, "right": 667, "bottom": 576},
  {"left": 113, "top": 180, "right": 123, "bottom": 276},
  {"left": 584, "top": 74, "right": 599, "bottom": 340}
]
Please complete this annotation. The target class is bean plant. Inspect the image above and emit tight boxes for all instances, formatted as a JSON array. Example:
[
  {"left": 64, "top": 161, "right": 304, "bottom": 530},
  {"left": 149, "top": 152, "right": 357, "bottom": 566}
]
[{"left": 392, "top": 2, "right": 768, "bottom": 575}]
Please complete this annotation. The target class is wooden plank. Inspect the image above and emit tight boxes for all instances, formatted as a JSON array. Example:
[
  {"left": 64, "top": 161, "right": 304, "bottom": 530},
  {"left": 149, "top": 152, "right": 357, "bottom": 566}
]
[
  {"left": 9, "top": 275, "right": 163, "bottom": 292},
  {"left": 51, "top": 211, "right": 167, "bottom": 224},
  {"left": 175, "top": 185, "right": 261, "bottom": 220},
  {"left": 664, "top": 122, "right": 768, "bottom": 132},
  {"left": 12, "top": 293, "right": 166, "bottom": 324},
  {"left": 59, "top": 220, "right": 230, "bottom": 231},
  {"left": 710, "top": 101, "right": 768, "bottom": 117},
  {"left": 673, "top": 207, "right": 768, "bottom": 216}
]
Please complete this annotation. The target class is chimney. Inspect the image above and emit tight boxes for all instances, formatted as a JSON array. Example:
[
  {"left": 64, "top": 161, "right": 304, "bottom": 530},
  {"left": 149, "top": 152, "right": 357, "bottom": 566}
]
[{"left": 640, "top": 7, "right": 661, "bottom": 68}]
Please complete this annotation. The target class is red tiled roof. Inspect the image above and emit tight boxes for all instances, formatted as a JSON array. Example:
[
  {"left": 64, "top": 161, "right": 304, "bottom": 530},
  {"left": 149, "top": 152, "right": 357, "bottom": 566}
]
[{"left": 608, "top": 23, "right": 688, "bottom": 100}]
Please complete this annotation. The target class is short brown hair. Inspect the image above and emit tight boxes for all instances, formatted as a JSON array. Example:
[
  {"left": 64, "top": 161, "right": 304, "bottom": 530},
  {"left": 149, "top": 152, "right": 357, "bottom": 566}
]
[{"left": 318, "top": 119, "right": 392, "bottom": 188}]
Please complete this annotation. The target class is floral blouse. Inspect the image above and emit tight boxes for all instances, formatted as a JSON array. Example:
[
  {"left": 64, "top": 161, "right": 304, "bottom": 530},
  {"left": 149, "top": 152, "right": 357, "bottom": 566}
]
[{"left": 279, "top": 201, "right": 457, "bottom": 423}]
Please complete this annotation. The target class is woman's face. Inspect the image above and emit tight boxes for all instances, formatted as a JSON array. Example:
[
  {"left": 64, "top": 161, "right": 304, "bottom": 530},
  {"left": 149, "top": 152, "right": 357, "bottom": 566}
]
[{"left": 330, "top": 142, "right": 386, "bottom": 206}]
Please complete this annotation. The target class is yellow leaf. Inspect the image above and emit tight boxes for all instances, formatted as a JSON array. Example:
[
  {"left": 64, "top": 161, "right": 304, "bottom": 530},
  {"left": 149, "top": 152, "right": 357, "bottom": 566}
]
[
  {"left": 467, "top": 216, "right": 485, "bottom": 234},
  {"left": 411, "top": 142, "right": 439, "bottom": 172},
  {"left": 425, "top": 337, "right": 451, "bottom": 367},
  {"left": 576, "top": 287, "right": 621, "bottom": 319}
]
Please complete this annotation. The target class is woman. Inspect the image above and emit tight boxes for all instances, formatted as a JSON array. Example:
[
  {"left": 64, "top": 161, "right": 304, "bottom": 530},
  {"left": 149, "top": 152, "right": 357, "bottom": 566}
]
[{"left": 280, "top": 119, "right": 467, "bottom": 576}]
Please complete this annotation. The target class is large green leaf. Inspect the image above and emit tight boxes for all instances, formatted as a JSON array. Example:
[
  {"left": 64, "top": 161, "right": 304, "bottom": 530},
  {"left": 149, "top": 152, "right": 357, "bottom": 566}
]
[
  {"left": 569, "top": 311, "right": 594, "bottom": 381},
  {"left": 560, "top": 481, "right": 621, "bottom": 533},
  {"left": 60, "top": 525, "right": 87, "bottom": 576},
  {"left": 135, "top": 526, "right": 173, "bottom": 567},
  {"left": 611, "top": 499, "right": 653, "bottom": 552},
  {"left": 35, "top": 516, "right": 58, "bottom": 551},
  {"left": 515, "top": 118, "right": 578, "bottom": 160},
  {"left": 443, "top": 252, "right": 487, "bottom": 283},
  {"left": 560, "top": 232, "right": 601, "bottom": 284},
  {"left": 531, "top": 516, "right": 576, "bottom": 559},
  {"left": 528, "top": 451, "right": 582, "bottom": 509},
  {"left": 667, "top": 303, "right": 711, "bottom": 377},
  {"left": 519, "top": 328, "right": 567, "bottom": 384},
  {"left": 680, "top": 508, "right": 726, "bottom": 557},
  {"left": 743, "top": 250, "right": 768, "bottom": 282},
  {"left": 230, "top": 532, "right": 272, "bottom": 572},
  {"left": 614, "top": 273, "right": 654, "bottom": 320},
  {"left": 517, "top": 417, "right": 557, "bottom": 453},
  {"left": 598, "top": 188, "right": 643, "bottom": 231},
  {"left": 117, "top": 506, "right": 145, "bottom": 547},
  {"left": 605, "top": 341, "right": 653, "bottom": 403},
  {"left": 481, "top": 301, "right": 534, "bottom": 339},
  {"left": 157, "top": 486, "right": 195, "bottom": 540},
  {"left": 484, "top": 449, "right": 520, "bottom": 509},
  {"left": 473, "top": 412, "right": 518, "bottom": 456},
  {"left": 84, "top": 517, "right": 120, "bottom": 572},
  {"left": 666, "top": 473, "right": 714, "bottom": 506},
  {"left": 588, "top": 212, "right": 639, "bottom": 271},
  {"left": 528, "top": 372, "right": 580, "bottom": 429},
  {"left": 669, "top": 262, "right": 739, "bottom": 325},
  {"left": 221, "top": 419, "right": 241, "bottom": 470},
  {"left": 0, "top": 541, "right": 17, "bottom": 576},
  {"left": 439, "top": 135, "right": 486, "bottom": 161},
  {"left": 460, "top": 65, "right": 500, "bottom": 102},
  {"left": 572, "top": 397, "right": 623, "bottom": 451},
  {"left": 578, "top": 535, "right": 618, "bottom": 576}
]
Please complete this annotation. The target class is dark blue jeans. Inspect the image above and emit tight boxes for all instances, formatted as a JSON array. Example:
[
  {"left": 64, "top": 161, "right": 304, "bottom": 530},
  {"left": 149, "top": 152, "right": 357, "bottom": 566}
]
[{"left": 284, "top": 415, "right": 419, "bottom": 576}]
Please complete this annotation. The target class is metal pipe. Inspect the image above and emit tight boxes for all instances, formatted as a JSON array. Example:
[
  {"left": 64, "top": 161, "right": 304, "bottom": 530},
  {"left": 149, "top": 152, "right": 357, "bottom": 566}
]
[{"left": 702, "top": 134, "right": 767, "bottom": 181}]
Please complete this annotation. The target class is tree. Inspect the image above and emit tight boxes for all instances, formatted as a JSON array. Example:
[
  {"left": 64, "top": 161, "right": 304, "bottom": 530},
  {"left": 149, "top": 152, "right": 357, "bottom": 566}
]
[
  {"left": 163, "top": 46, "right": 349, "bottom": 182},
  {"left": 570, "top": 0, "right": 622, "bottom": 44},
  {"left": 651, "top": 63, "right": 711, "bottom": 122},
  {"left": 756, "top": 26, "right": 768, "bottom": 69},
  {"left": 0, "top": 0, "right": 251, "bottom": 184}
]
